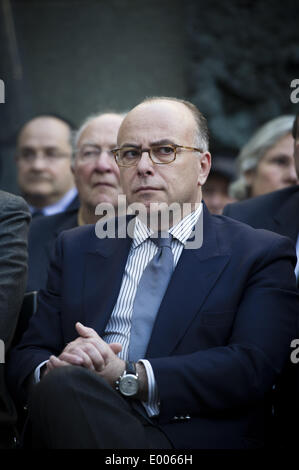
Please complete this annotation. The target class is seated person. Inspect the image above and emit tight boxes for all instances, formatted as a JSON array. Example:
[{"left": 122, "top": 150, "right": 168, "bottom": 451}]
[
  {"left": 223, "top": 113, "right": 299, "bottom": 448},
  {"left": 202, "top": 156, "right": 236, "bottom": 214},
  {"left": 0, "top": 191, "right": 30, "bottom": 448},
  {"left": 27, "top": 112, "right": 125, "bottom": 292},
  {"left": 229, "top": 115, "right": 298, "bottom": 201},
  {"left": 15, "top": 114, "right": 79, "bottom": 217},
  {"left": 7, "top": 98, "right": 299, "bottom": 449}
]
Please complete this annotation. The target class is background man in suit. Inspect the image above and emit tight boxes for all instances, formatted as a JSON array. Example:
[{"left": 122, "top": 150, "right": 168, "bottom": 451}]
[
  {"left": 15, "top": 115, "right": 78, "bottom": 217},
  {"left": 223, "top": 113, "right": 299, "bottom": 448},
  {"left": 0, "top": 191, "right": 30, "bottom": 448},
  {"left": 26, "top": 112, "right": 124, "bottom": 292},
  {"left": 7, "top": 98, "right": 299, "bottom": 449}
]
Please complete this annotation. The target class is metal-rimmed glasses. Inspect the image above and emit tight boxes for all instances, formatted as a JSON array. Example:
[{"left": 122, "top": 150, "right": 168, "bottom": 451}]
[{"left": 112, "top": 144, "right": 203, "bottom": 167}]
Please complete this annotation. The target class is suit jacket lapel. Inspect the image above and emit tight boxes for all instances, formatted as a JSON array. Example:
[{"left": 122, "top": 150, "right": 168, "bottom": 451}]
[{"left": 146, "top": 206, "right": 230, "bottom": 358}]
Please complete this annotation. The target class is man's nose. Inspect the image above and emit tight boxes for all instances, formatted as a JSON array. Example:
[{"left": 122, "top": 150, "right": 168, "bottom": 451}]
[
  {"left": 30, "top": 152, "right": 48, "bottom": 170},
  {"left": 93, "top": 150, "right": 115, "bottom": 172},
  {"left": 136, "top": 151, "right": 155, "bottom": 176}
]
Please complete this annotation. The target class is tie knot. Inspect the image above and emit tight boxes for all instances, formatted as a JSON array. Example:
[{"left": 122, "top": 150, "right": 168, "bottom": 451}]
[{"left": 151, "top": 232, "right": 173, "bottom": 249}]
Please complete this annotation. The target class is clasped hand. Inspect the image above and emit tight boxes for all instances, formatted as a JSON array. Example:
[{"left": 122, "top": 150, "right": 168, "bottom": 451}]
[{"left": 45, "top": 322, "right": 124, "bottom": 386}]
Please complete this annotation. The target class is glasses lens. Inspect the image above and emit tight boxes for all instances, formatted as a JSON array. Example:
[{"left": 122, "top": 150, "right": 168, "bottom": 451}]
[
  {"left": 151, "top": 145, "right": 175, "bottom": 163},
  {"left": 118, "top": 147, "right": 141, "bottom": 166}
]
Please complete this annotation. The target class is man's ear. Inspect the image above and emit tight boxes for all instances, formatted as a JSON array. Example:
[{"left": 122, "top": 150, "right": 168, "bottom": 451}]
[{"left": 198, "top": 152, "right": 212, "bottom": 186}]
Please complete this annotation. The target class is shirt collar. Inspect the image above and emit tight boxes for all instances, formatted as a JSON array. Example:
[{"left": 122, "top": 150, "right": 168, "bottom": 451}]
[
  {"left": 132, "top": 203, "right": 203, "bottom": 249},
  {"left": 29, "top": 187, "right": 78, "bottom": 216}
]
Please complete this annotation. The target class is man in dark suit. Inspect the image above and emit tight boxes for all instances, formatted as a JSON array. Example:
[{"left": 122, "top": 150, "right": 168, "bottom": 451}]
[
  {"left": 223, "top": 113, "right": 299, "bottom": 447},
  {"left": 27, "top": 112, "right": 124, "bottom": 292},
  {"left": 7, "top": 98, "right": 299, "bottom": 449},
  {"left": 0, "top": 191, "right": 30, "bottom": 448},
  {"left": 15, "top": 114, "right": 79, "bottom": 217}
]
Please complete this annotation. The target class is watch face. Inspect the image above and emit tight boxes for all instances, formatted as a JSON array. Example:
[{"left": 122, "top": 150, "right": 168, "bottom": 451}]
[{"left": 119, "top": 374, "right": 139, "bottom": 397}]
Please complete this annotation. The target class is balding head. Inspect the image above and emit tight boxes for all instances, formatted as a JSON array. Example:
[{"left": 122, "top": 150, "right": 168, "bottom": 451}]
[
  {"left": 116, "top": 97, "right": 211, "bottom": 216},
  {"left": 118, "top": 97, "right": 209, "bottom": 152},
  {"left": 16, "top": 115, "right": 75, "bottom": 208}
]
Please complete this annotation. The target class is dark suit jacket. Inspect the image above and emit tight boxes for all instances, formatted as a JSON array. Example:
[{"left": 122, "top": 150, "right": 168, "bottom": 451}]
[
  {"left": 7, "top": 206, "right": 299, "bottom": 449},
  {"left": 223, "top": 185, "right": 299, "bottom": 244},
  {"left": 0, "top": 191, "right": 30, "bottom": 446},
  {"left": 27, "top": 209, "right": 78, "bottom": 292},
  {"left": 223, "top": 185, "right": 299, "bottom": 447}
]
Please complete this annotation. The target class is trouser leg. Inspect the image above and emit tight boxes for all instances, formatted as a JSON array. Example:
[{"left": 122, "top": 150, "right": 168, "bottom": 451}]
[{"left": 28, "top": 366, "right": 171, "bottom": 449}]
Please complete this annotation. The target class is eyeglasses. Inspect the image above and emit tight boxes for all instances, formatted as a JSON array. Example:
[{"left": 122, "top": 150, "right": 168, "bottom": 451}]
[
  {"left": 112, "top": 144, "right": 203, "bottom": 167},
  {"left": 18, "top": 148, "right": 71, "bottom": 164},
  {"left": 75, "top": 145, "right": 115, "bottom": 163}
]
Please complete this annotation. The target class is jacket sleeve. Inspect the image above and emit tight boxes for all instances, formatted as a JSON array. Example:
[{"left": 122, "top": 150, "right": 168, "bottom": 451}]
[
  {"left": 149, "top": 236, "right": 299, "bottom": 423},
  {"left": 0, "top": 192, "right": 30, "bottom": 350}
]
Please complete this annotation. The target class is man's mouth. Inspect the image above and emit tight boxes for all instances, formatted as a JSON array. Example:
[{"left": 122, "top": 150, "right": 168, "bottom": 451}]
[{"left": 134, "top": 186, "right": 161, "bottom": 193}]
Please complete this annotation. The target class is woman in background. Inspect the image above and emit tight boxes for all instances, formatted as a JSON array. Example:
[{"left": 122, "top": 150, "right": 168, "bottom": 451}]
[{"left": 230, "top": 115, "right": 298, "bottom": 201}]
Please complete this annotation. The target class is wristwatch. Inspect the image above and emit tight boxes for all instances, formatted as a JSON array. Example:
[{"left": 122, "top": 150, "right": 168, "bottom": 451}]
[{"left": 115, "top": 361, "right": 139, "bottom": 397}]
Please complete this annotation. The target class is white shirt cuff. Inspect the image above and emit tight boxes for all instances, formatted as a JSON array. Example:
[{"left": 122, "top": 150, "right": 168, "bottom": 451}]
[
  {"left": 138, "top": 359, "right": 160, "bottom": 416},
  {"left": 34, "top": 360, "right": 49, "bottom": 383}
]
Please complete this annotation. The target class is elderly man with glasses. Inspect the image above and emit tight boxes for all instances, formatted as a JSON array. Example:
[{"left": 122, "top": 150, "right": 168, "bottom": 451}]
[{"left": 8, "top": 98, "right": 299, "bottom": 449}]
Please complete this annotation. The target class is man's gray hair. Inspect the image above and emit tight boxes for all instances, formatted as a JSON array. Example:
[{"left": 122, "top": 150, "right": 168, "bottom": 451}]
[
  {"left": 72, "top": 111, "right": 127, "bottom": 163},
  {"left": 140, "top": 96, "right": 209, "bottom": 152},
  {"left": 229, "top": 115, "right": 295, "bottom": 200}
]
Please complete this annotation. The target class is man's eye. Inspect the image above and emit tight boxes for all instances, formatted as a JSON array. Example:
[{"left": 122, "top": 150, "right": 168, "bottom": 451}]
[
  {"left": 122, "top": 149, "right": 139, "bottom": 158},
  {"left": 156, "top": 146, "right": 174, "bottom": 155},
  {"left": 82, "top": 149, "right": 100, "bottom": 158}
]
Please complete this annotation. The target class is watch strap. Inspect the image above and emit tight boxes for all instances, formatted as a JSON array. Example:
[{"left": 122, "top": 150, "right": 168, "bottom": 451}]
[{"left": 125, "top": 360, "right": 137, "bottom": 376}]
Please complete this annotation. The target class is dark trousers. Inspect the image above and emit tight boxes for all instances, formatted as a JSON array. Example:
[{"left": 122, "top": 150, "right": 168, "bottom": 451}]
[{"left": 27, "top": 366, "right": 172, "bottom": 449}]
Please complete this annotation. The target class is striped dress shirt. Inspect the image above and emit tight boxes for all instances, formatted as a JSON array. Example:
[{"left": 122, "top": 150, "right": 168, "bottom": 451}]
[{"left": 103, "top": 203, "right": 203, "bottom": 416}]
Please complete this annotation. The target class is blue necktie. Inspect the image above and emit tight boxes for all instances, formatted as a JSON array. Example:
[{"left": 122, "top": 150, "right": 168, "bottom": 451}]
[{"left": 128, "top": 232, "right": 174, "bottom": 361}]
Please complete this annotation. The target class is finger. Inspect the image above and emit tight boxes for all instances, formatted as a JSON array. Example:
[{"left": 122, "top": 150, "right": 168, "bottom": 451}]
[
  {"left": 58, "top": 352, "right": 84, "bottom": 366},
  {"left": 109, "top": 343, "right": 123, "bottom": 355},
  {"left": 47, "top": 355, "right": 69, "bottom": 369},
  {"left": 63, "top": 345, "right": 105, "bottom": 372},
  {"left": 75, "top": 322, "right": 98, "bottom": 339},
  {"left": 62, "top": 348, "right": 95, "bottom": 371}
]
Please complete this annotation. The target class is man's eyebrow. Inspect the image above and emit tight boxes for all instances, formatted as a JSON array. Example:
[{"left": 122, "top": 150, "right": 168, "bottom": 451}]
[
  {"left": 151, "top": 139, "right": 176, "bottom": 146},
  {"left": 120, "top": 139, "right": 176, "bottom": 148},
  {"left": 79, "top": 142, "right": 101, "bottom": 148},
  {"left": 119, "top": 143, "right": 141, "bottom": 148}
]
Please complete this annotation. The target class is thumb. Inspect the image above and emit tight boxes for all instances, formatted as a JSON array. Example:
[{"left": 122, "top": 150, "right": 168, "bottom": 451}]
[
  {"left": 75, "top": 322, "right": 97, "bottom": 338},
  {"left": 109, "top": 342, "right": 122, "bottom": 355}
]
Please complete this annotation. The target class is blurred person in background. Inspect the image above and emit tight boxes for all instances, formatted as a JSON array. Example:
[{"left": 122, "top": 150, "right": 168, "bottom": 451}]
[
  {"left": 15, "top": 114, "right": 78, "bottom": 217},
  {"left": 223, "top": 113, "right": 299, "bottom": 448},
  {"left": 229, "top": 115, "right": 298, "bottom": 201},
  {"left": 27, "top": 112, "right": 125, "bottom": 292},
  {"left": 202, "top": 156, "right": 236, "bottom": 214},
  {"left": 0, "top": 191, "right": 30, "bottom": 449}
]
